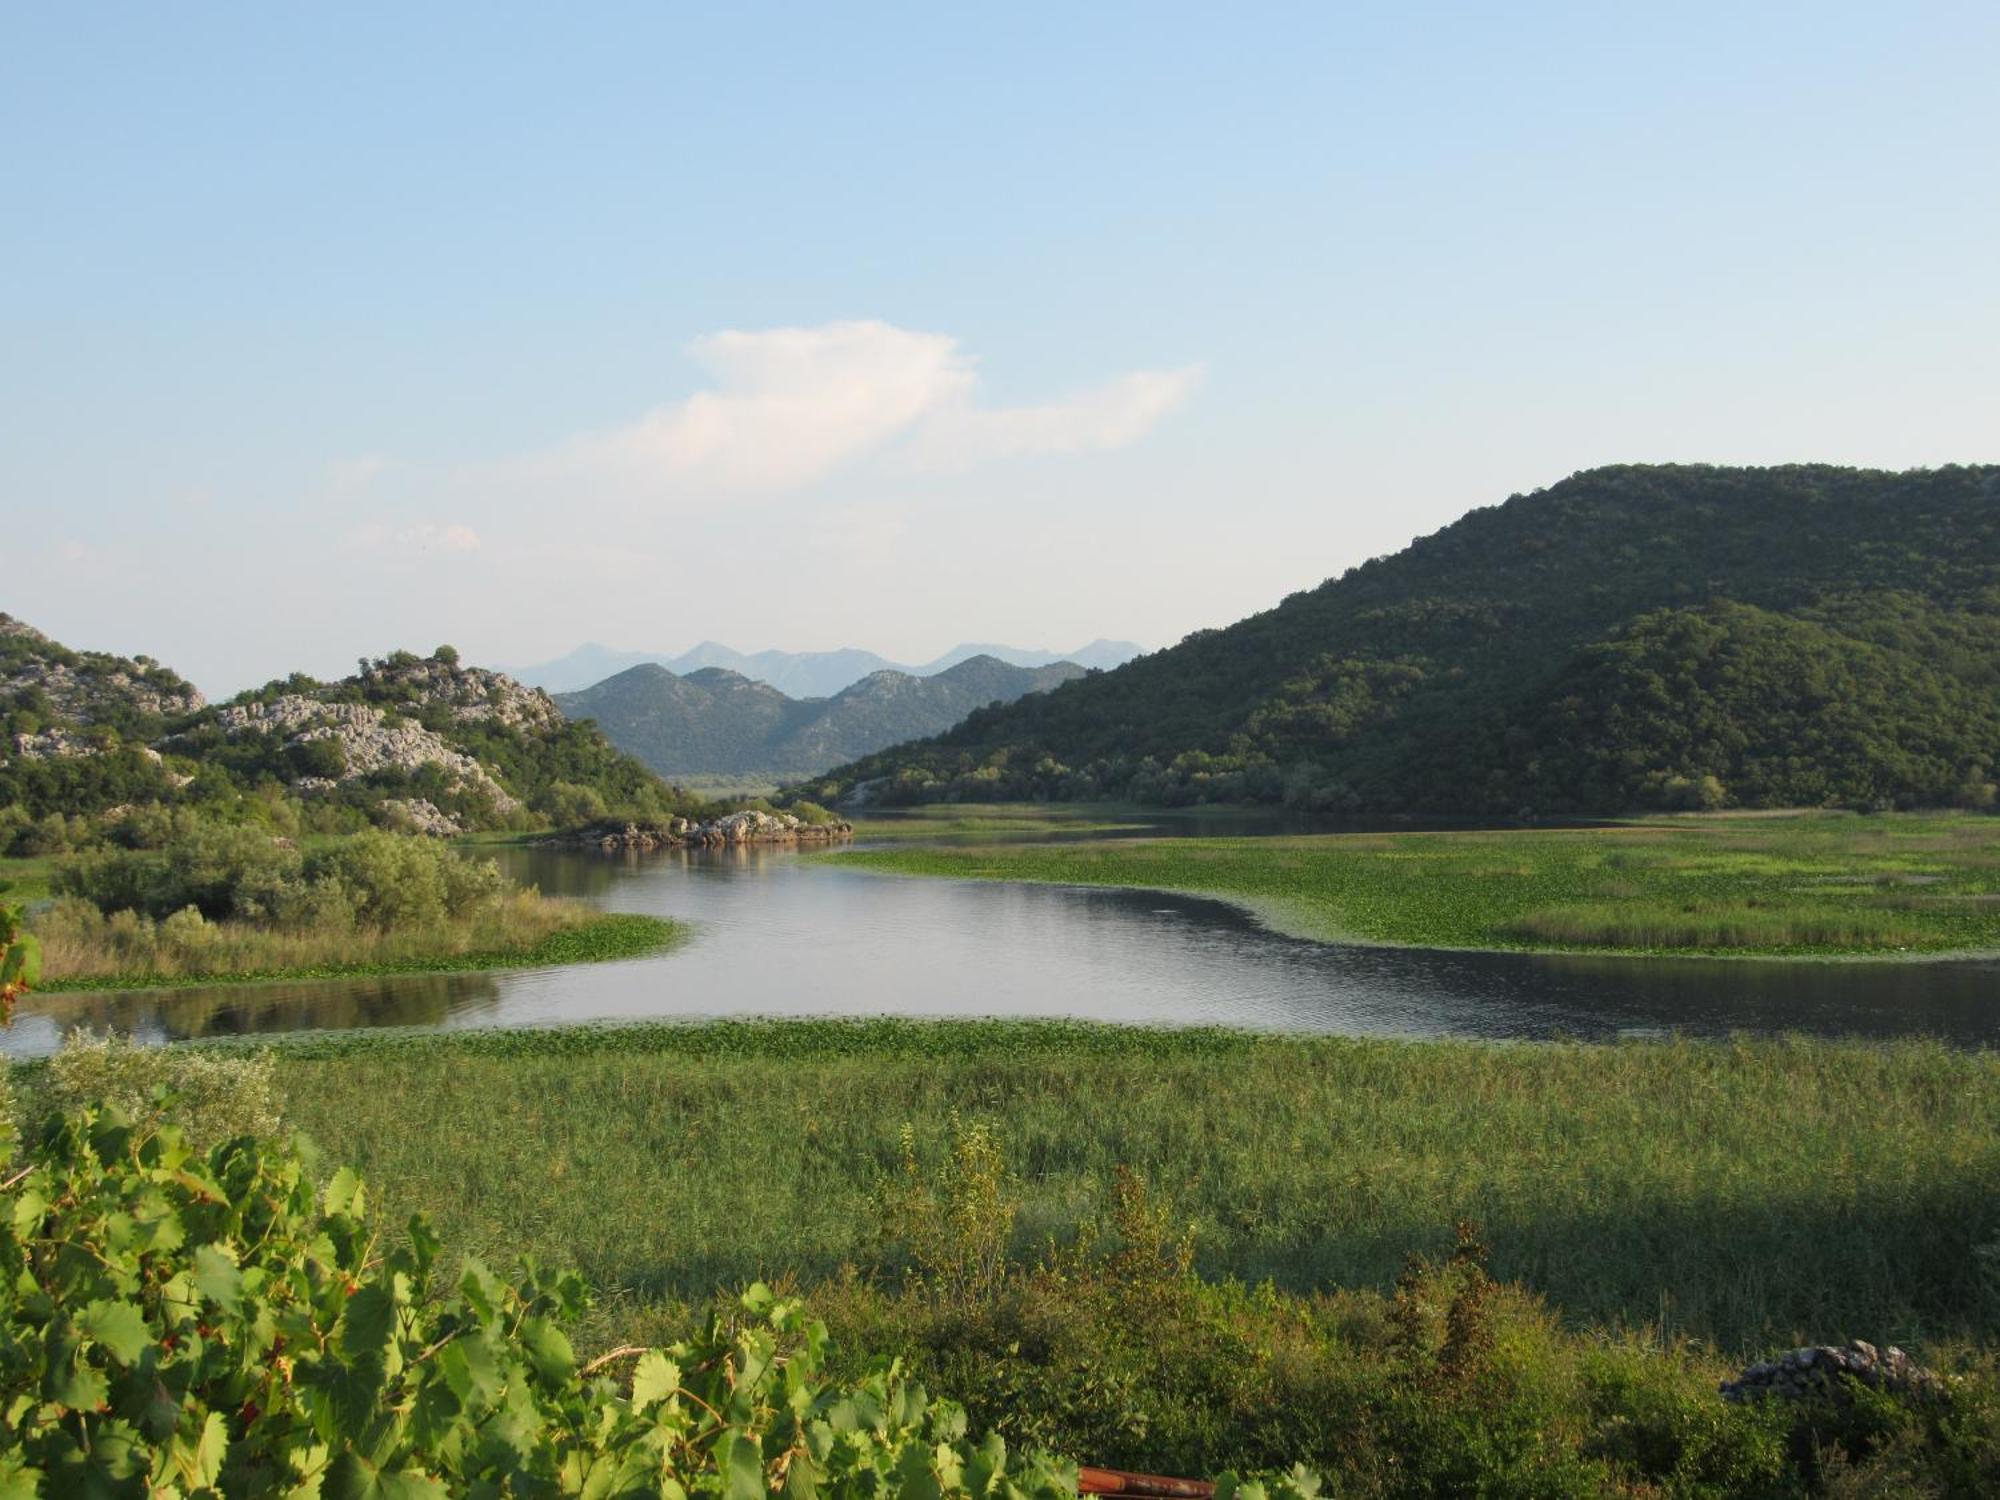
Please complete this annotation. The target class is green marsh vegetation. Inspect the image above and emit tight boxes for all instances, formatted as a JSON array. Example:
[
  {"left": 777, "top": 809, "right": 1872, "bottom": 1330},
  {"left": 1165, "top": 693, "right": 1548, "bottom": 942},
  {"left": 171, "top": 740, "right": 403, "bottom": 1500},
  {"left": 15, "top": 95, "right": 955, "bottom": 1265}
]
[
  {"left": 848, "top": 802, "right": 1161, "bottom": 840},
  {"left": 0, "top": 855, "right": 53, "bottom": 903},
  {"left": 24, "top": 1019, "right": 1993, "bottom": 1493},
  {"left": 13, "top": 1021, "right": 2000, "bottom": 1491},
  {"left": 255, "top": 1020, "right": 2000, "bottom": 1353},
  {"left": 26, "top": 823, "right": 681, "bottom": 990},
  {"left": 833, "top": 810, "right": 2000, "bottom": 957}
]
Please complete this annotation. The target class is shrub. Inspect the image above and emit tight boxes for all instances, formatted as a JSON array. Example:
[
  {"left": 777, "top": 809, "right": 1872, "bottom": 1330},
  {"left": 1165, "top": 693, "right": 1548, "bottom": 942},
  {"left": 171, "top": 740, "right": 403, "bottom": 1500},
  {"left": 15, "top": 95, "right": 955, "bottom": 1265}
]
[
  {"left": 872, "top": 1115, "right": 1019, "bottom": 1305},
  {"left": 44, "top": 1029, "right": 282, "bottom": 1146},
  {"left": 538, "top": 780, "right": 610, "bottom": 828},
  {"left": 56, "top": 823, "right": 304, "bottom": 921},
  {"left": 282, "top": 734, "right": 348, "bottom": 779},
  {"left": 56, "top": 827, "right": 507, "bottom": 932},
  {"left": 302, "top": 830, "right": 503, "bottom": 926}
]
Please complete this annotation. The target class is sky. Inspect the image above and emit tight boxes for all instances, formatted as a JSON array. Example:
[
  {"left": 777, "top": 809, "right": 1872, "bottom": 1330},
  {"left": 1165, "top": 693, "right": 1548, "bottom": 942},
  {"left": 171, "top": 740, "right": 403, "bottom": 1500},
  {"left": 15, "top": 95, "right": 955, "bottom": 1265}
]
[{"left": 5, "top": 3, "right": 1998, "bottom": 696}]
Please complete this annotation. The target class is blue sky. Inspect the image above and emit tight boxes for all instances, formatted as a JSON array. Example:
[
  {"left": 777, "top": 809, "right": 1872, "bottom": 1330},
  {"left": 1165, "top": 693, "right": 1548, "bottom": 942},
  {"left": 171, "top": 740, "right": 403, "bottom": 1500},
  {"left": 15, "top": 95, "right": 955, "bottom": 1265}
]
[{"left": 6, "top": 3, "right": 1997, "bottom": 693}]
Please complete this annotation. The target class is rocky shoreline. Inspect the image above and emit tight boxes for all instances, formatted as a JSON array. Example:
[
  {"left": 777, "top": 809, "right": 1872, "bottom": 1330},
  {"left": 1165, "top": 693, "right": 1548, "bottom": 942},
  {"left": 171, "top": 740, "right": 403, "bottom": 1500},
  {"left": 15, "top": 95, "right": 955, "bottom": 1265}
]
[{"left": 542, "top": 809, "right": 854, "bottom": 852}]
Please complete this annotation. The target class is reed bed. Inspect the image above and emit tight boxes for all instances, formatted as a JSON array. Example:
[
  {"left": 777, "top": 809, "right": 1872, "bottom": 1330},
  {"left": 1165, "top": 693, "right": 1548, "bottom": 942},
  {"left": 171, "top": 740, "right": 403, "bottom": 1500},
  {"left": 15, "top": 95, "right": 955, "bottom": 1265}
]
[
  {"left": 31, "top": 890, "right": 678, "bottom": 989},
  {"left": 258, "top": 1019, "right": 2000, "bottom": 1354},
  {"left": 833, "top": 811, "right": 2000, "bottom": 956}
]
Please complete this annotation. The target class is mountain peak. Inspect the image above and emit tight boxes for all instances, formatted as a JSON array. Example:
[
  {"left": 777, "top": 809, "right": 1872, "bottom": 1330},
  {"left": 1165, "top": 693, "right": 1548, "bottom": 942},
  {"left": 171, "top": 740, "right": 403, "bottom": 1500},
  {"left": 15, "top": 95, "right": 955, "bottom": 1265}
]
[
  {"left": 509, "top": 638, "right": 1140, "bottom": 696},
  {"left": 551, "top": 654, "right": 1086, "bottom": 780}
]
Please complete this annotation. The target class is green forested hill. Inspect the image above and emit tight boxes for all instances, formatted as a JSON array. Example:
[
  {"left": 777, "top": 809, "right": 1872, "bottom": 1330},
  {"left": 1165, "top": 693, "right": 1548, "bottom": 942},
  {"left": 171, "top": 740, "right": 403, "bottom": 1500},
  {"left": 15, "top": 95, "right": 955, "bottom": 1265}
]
[{"left": 802, "top": 464, "right": 2000, "bottom": 813}]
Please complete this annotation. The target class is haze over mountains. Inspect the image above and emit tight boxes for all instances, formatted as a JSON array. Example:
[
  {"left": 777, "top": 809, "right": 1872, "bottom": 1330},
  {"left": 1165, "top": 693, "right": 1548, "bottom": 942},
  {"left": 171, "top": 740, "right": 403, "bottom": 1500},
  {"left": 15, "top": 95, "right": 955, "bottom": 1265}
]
[
  {"left": 554, "top": 655, "right": 1088, "bottom": 781},
  {"left": 805, "top": 465, "right": 2000, "bottom": 816},
  {"left": 512, "top": 639, "right": 1142, "bottom": 697}
]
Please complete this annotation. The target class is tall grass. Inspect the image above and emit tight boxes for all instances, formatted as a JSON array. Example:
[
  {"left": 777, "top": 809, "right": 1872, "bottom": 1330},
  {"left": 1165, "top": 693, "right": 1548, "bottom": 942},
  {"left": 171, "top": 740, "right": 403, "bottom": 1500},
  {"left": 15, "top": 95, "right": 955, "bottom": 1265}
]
[
  {"left": 31, "top": 892, "right": 679, "bottom": 989},
  {"left": 255, "top": 1019, "right": 2000, "bottom": 1354},
  {"left": 834, "top": 811, "right": 2000, "bottom": 956}
]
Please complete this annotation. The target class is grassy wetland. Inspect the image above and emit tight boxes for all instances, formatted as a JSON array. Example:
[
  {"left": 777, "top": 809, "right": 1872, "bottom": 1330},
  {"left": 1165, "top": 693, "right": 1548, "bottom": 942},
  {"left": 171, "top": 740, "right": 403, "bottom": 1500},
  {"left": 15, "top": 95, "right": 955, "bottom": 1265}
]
[
  {"left": 835, "top": 810, "right": 2000, "bottom": 958},
  {"left": 253, "top": 1019, "right": 2000, "bottom": 1352},
  {"left": 42, "top": 1016, "right": 1979, "bottom": 1491}
]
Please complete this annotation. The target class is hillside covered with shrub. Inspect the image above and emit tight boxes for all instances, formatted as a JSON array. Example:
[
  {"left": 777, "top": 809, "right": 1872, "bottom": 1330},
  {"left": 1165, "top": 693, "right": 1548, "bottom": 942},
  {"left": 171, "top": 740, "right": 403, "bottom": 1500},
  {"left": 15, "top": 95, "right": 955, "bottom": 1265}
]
[
  {"left": 802, "top": 465, "right": 2000, "bottom": 814},
  {"left": 0, "top": 629, "right": 703, "bottom": 852}
]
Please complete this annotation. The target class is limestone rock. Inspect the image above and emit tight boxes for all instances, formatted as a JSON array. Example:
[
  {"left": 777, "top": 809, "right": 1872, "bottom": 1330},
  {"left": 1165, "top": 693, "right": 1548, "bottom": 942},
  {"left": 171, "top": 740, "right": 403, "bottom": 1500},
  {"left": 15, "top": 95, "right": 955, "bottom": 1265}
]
[
  {"left": 545, "top": 812, "right": 853, "bottom": 851},
  {"left": 209, "top": 695, "right": 520, "bottom": 813},
  {"left": 1721, "top": 1341, "right": 1947, "bottom": 1405}
]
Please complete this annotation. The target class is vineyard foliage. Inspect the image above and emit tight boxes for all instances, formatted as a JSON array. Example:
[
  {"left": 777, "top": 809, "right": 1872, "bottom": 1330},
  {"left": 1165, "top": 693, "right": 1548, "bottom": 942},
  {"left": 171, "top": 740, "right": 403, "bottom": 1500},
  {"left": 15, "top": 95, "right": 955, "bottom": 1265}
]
[
  {"left": 0, "top": 894, "right": 38, "bottom": 1023},
  {"left": 0, "top": 1100, "right": 1297, "bottom": 1500}
]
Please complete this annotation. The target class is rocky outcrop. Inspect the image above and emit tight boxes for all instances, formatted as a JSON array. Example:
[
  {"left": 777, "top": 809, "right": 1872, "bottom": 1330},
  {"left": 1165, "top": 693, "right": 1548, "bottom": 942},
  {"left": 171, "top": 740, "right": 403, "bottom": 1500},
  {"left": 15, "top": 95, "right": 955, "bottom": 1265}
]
[
  {"left": 0, "top": 612, "right": 206, "bottom": 737},
  {"left": 356, "top": 656, "right": 561, "bottom": 732},
  {"left": 544, "top": 810, "right": 853, "bottom": 852},
  {"left": 381, "top": 798, "right": 465, "bottom": 837},
  {"left": 211, "top": 695, "right": 521, "bottom": 813},
  {"left": 10, "top": 727, "right": 97, "bottom": 759},
  {"left": 1721, "top": 1341, "right": 1947, "bottom": 1405}
]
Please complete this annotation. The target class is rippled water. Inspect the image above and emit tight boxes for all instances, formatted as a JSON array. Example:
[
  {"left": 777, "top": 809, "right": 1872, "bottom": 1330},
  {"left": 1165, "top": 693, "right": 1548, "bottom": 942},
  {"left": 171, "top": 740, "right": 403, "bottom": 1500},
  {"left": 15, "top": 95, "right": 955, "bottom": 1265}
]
[{"left": 10, "top": 839, "right": 2000, "bottom": 1056}]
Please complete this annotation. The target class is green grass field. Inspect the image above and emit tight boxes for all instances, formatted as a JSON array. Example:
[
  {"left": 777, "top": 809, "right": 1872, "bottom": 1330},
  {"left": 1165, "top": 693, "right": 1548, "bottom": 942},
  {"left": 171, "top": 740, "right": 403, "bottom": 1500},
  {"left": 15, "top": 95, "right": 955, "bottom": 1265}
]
[
  {"left": 30, "top": 1020, "right": 2000, "bottom": 1491},
  {"left": 255, "top": 1019, "right": 2000, "bottom": 1355},
  {"left": 831, "top": 811, "right": 2000, "bottom": 957},
  {"left": 849, "top": 802, "right": 1162, "bottom": 840},
  {"left": 0, "top": 855, "right": 55, "bottom": 904}
]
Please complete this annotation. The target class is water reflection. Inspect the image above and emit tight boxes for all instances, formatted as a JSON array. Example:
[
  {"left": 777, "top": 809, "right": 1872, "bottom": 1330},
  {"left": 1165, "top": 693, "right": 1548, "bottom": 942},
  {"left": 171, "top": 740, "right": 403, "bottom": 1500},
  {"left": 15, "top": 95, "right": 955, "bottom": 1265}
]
[
  {"left": 9, "top": 843, "right": 1997, "bottom": 1056},
  {"left": 12, "top": 973, "right": 503, "bottom": 1054}
]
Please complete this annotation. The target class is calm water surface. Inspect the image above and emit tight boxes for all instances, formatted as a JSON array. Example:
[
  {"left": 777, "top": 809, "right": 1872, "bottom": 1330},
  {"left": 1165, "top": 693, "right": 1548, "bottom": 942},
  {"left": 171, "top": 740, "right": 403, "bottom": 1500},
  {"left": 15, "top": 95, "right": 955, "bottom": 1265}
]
[{"left": 11, "top": 833, "right": 2000, "bottom": 1055}]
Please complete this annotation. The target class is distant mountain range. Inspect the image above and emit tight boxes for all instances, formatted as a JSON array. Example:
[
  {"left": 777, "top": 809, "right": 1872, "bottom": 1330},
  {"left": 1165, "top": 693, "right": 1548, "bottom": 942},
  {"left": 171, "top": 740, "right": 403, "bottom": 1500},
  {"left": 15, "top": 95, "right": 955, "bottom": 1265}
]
[
  {"left": 552, "top": 654, "right": 1089, "bottom": 780},
  {"left": 511, "top": 638, "right": 1142, "bottom": 696}
]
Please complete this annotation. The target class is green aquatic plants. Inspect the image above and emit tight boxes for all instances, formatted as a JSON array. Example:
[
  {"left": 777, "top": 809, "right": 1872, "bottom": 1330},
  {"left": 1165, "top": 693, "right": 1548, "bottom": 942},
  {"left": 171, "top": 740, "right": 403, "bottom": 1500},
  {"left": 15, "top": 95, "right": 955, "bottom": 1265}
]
[
  {"left": 832, "top": 812, "right": 2000, "bottom": 958},
  {"left": 0, "top": 1099, "right": 1157, "bottom": 1500}
]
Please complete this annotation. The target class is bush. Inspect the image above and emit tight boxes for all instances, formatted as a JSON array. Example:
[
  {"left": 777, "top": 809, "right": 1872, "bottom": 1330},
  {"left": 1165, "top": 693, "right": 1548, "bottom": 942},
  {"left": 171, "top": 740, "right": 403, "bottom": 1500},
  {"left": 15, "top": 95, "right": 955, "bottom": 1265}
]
[
  {"left": 56, "top": 823, "right": 303, "bottom": 921},
  {"left": 538, "top": 779, "right": 610, "bottom": 828},
  {"left": 282, "top": 734, "right": 348, "bottom": 779},
  {"left": 55, "top": 827, "right": 506, "bottom": 931},
  {"left": 871, "top": 1115, "right": 1019, "bottom": 1305},
  {"left": 44, "top": 1029, "right": 282, "bottom": 1146},
  {"left": 302, "top": 830, "right": 503, "bottom": 926}
]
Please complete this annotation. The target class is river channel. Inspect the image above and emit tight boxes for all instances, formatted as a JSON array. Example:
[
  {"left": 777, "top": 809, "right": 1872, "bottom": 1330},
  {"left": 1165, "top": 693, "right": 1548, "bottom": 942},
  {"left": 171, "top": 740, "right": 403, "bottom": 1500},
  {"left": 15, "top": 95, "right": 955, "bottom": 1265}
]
[{"left": 10, "top": 830, "right": 1999, "bottom": 1056}]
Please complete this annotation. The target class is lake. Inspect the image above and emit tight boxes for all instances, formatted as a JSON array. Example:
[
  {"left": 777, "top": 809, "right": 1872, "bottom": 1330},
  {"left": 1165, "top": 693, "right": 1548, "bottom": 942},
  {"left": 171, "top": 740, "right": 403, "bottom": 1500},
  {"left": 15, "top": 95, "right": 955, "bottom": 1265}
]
[{"left": 10, "top": 833, "right": 2000, "bottom": 1055}]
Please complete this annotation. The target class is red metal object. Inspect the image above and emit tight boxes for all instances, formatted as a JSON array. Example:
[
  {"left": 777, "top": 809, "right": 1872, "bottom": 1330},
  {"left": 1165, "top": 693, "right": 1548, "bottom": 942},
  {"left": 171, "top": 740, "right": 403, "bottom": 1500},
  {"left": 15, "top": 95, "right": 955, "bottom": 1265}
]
[{"left": 1077, "top": 1466, "right": 1215, "bottom": 1498}]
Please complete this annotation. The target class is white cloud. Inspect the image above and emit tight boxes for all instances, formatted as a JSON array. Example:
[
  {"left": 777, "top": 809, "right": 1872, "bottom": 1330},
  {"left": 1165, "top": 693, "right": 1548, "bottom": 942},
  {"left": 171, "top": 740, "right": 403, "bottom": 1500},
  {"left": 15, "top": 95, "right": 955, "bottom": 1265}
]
[
  {"left": 906, "top": 364, "right": 1205, "bottom": 472},
  {"left": 536, "top": 321, "right": 971, "bottom": 493},
  {"left": 509, "top": 321, "right": 1198, "bottom": 500}
]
